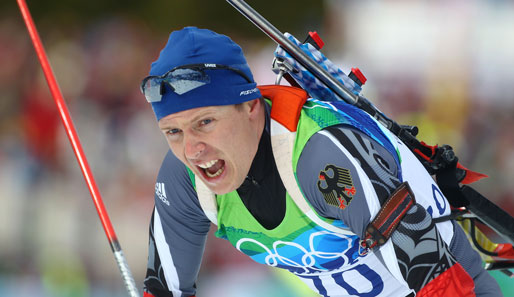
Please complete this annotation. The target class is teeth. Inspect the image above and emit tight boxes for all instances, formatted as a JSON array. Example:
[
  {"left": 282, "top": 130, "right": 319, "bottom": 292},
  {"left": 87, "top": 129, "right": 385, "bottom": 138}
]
[
  {"left": 197, "top": 159, "right": 225, "bottom": 178},
  {"left": 198, "top": 160, "right": 218, "bottom": 169},
  {"left": 205, "top": 166, "right": 224, "bottom": 178}
]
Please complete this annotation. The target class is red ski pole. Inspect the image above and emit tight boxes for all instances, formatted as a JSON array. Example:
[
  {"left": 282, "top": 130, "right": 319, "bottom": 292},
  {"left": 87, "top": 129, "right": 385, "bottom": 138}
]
[{"left": 16, "top": 1, "right": 139, "bottom": 296}]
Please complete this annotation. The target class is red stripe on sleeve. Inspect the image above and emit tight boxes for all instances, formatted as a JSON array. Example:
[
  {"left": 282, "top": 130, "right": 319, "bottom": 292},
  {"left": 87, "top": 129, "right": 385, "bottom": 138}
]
[{"left": 417, "top": 263, "right": 475, "bottom": 297}]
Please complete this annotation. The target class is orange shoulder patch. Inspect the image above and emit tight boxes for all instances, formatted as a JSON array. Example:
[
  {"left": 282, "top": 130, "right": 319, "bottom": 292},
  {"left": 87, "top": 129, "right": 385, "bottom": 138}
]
[{"left": 258, "top": 85, "right": 308, "bottom": 132}]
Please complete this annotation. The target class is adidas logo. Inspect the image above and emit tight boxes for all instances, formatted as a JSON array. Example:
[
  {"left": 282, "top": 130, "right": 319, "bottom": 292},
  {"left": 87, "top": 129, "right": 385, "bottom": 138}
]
[{"left": 155, "top": 183, "right": 170, "bottom": 206}]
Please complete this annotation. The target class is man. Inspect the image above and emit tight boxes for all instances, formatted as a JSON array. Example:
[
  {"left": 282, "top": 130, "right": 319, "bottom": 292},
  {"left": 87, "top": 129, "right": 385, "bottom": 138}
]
[{"left": 140, "top": 27, "right": 502, "bottom": 297}]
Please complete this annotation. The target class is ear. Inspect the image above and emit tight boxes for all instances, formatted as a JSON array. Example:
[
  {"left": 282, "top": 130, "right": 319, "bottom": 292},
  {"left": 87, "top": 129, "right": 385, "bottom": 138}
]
[
  {"left": 244, "top": 98, "right": 265, "bottom": 135},
  {"left": 245, "top": 98, "right": 262, "bottom": 119}
]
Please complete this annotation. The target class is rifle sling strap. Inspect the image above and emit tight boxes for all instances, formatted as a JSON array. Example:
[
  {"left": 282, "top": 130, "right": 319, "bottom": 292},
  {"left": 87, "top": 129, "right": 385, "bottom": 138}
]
[{"left": 360, "top": 182, "right": 416, "bottom": 253}]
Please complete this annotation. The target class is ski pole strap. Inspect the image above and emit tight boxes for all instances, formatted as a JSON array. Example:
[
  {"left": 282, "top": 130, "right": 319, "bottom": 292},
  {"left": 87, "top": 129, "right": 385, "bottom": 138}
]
[{"left": 360, "top": 182, "right": 416, "bottom": 254}]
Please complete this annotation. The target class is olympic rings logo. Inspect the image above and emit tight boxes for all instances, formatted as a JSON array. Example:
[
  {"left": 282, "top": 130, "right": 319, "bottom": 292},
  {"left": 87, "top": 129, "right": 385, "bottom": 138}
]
[{"left": 236, "top": 230, "right": 358, "bottom": 274}]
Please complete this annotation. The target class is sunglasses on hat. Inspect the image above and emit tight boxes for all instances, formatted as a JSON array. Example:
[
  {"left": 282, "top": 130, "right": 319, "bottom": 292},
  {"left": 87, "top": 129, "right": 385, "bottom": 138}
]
[{"left": 140, "top": 63, "right": 252, "bottom": 103}]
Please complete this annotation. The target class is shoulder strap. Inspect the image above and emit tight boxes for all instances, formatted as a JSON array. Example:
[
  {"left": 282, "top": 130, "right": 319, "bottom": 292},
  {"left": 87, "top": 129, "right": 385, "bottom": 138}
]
[
  {"left": 195, "top": 176, "right": 218, "bottom": 225},
  {"left": 258, "top": 85, "right": 307, "bottom": 132},
  {"left": 263, "top": 85, "right": 355, "bottom": 235},
  {"left": 270, "top": 119, "right": 353, "bottom": 236}
]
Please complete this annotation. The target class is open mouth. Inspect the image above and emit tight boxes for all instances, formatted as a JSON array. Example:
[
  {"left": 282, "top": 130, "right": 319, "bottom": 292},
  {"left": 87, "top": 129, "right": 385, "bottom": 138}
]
[{"left": 197, "top": 159, "right": 226, "bottom": 178}]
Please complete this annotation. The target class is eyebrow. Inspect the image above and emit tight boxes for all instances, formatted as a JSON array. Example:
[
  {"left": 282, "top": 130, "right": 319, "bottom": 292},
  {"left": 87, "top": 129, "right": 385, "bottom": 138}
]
[
  {"left": 190, "top": 110, "right": 216, "bottom": 124},
  {"left": 158, "top": 108, "right": 218, "bottom": 129},
  {"left": 158, "top": 117, "right": 181, "bottom": 130}
]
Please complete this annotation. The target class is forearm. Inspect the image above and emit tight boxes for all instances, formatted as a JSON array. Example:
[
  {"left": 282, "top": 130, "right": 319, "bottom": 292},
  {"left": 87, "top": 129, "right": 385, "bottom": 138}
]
[{"left": 144, "top": 207, "right": 208, "bottom": 297}]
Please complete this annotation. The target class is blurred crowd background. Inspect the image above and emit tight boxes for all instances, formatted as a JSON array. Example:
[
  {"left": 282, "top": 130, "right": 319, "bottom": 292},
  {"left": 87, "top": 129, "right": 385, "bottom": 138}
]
[{"left": 1, "top": 0, "right": 513, "bottom": 296}]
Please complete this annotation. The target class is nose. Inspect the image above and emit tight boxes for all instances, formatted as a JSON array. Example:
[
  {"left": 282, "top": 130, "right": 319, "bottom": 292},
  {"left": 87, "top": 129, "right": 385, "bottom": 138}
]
[{"left": 184, "top": 133, "right": 206, "bottom": 160}]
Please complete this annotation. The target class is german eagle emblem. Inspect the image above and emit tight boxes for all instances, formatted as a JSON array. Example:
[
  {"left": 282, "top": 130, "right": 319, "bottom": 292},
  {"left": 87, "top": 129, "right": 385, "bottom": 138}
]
[{"left": 317, "top": 164, "right": 356, "bottom": 210}]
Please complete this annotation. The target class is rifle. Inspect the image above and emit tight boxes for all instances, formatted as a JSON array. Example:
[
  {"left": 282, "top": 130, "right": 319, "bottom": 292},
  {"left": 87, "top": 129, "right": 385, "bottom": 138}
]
[{"left": 226, "top": 0, "right": 514, "bottom": 276}]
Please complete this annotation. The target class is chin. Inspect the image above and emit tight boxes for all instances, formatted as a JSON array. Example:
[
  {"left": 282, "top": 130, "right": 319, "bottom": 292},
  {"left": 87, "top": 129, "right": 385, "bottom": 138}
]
[{"left": 206, "top": 175, "right": 245, "bottom": 195}]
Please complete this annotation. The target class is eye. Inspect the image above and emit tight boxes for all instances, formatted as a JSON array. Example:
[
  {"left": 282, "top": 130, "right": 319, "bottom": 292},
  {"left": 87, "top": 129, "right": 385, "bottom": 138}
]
[
  {"left": 195, "top": 118, "right": 215, "bottom": 132},
  {"left": 200, "top": 118, "right": 213, "bottom": 126},
  {"left": 165, "top": 128, "right": 182, "bottom": 138}
]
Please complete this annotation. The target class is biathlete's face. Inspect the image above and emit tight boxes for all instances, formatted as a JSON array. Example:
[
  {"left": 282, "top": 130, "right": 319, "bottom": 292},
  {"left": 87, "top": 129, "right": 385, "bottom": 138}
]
[{"left": 158, "top": 99, "right": 264, "bottom": 194}]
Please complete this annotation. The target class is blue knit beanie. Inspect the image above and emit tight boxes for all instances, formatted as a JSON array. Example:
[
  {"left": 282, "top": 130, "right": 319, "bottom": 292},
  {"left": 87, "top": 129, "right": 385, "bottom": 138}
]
[{"left": 148, "top": 27, "right": 261, "bottom": 121}]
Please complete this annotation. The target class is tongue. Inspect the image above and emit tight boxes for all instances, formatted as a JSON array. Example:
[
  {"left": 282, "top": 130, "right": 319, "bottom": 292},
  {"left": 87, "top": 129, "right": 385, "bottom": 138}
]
[{"left": 206, "top": 160, "right": 224, "bottom": 175}]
